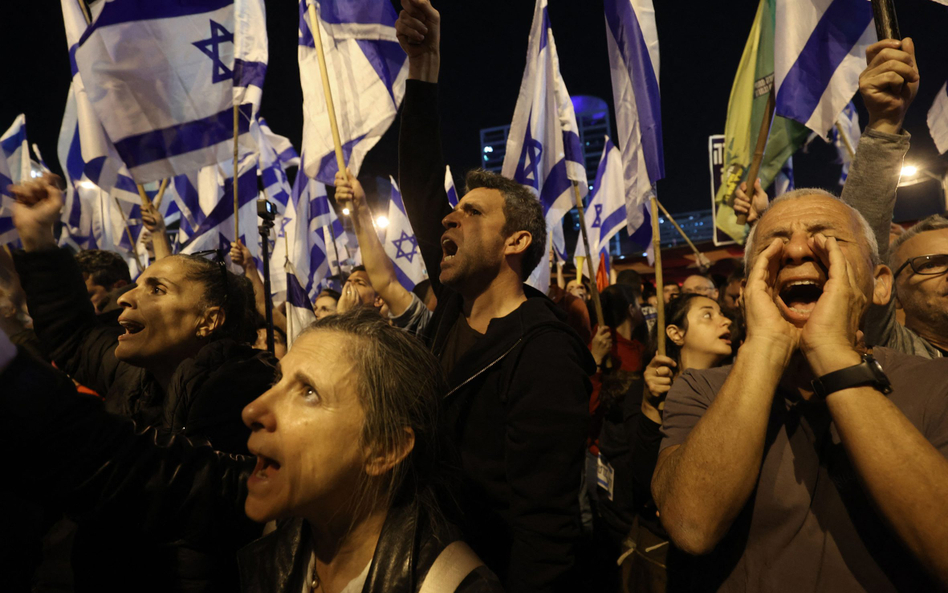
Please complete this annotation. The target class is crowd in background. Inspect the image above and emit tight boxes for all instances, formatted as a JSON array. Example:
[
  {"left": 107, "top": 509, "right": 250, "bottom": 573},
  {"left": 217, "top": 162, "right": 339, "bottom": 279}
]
[{"left": 3, "top": 2, "right": 948, "bottom": 593}]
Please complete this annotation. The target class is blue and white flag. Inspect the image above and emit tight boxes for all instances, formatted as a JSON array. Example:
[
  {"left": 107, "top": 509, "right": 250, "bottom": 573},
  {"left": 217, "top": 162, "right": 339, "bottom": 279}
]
[
  {"left": 0, "top": 115, "right": 31, "bottom": 245},
  {"left": 284, "top": 259, "right": 317, "bottom": 348},
  {"left": 929, "top": 82, "right": 948, "bottom": 155},
  {"left": 832, "top": 101, "right": 860, "bottom": 183},
  {"left": 179, "top": 155, "right": 261, "bottom": 274},
  {"left": 71, "top": 0, "right": 268, "bottom": 183},
  {"left": 604, "top": 0, "right": 664, "bottom": 248},
  {"left": 384, "top": 177, "right": 425, "bottom": 290},
  {"left": 773, "top": 156, "right": 795, "bottom": 196},
  {"left": 298, "top": 0, "right": 408, "bottom": 185},
  {"left": 573, "top": 138, "right": 627, "bottom": 277},
  {"left": 502, "top": 0, "right": 588, "bottom": 291},
  {"left": 774, "top": 0, "right": 874, "bottom": 139},
  {"left": 253, "top": 117, "right": 299, "bottom": 210},
  {"left": 445, "top": 165, "right": 459, "bottom": 208}
]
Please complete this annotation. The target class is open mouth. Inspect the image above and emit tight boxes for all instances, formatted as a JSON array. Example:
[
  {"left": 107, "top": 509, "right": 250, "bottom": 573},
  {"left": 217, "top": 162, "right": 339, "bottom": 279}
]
[
  {"left": 778, "top": 280, "right": 824, "bottom": 316},
  {"left": 118, "top": 319, "right": 145, "bottom": 336},
  {"left": 441, "top": 236, "right": 459, "bottom": 262},
  {"left": 252, "top": 453, "right": 281, "bottom": 480},
  {"left": 719, "top": 331, "right": 732, "bottom": 344}
]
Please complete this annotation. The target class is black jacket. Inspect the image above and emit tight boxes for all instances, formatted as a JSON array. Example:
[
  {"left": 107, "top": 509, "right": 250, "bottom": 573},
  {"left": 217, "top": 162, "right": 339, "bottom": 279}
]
[
  {"left": 399, "top": 80, "right": 596, "bottom": 592},
  {"left": 238, "top": 505, "right": 502, "bottom": 593},
  {"left": 3, "top": 352, "right": 500, "bottom": 593},
  {"left": 13, "top": 248, "right": 276, "bottom": 592}
]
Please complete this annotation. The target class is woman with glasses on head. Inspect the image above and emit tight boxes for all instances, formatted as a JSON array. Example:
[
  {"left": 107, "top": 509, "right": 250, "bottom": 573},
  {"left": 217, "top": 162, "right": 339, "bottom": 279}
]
[{"left": 10, "top": 175, "right": 277, "bottom": 592}]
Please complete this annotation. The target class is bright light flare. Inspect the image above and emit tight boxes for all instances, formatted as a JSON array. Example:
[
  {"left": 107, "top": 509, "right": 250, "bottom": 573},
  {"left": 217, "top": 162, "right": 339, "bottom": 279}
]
[
  {"left": 79, "top": 181, "right": 97, "bottom": 190},
  {"left": 901, "top": 165, "right": 918, "bottom": 177},
  {"left": 375, "top": 215, "right": 389, "bottom": 229},
  {"left": 342, "top": 207, "right": 351, "bottom": 216}
]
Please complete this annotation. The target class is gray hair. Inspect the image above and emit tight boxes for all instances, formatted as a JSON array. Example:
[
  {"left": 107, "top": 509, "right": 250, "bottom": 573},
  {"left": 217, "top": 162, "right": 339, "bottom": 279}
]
[
  {"left": 743, "top": 188, "right": 880, "bottom": 272},
  {"left": 888, "top": 214, "right": 948, "bottom": 270},
  {"left": 297, "top": 309, "right": 446, "bottom": 518}
]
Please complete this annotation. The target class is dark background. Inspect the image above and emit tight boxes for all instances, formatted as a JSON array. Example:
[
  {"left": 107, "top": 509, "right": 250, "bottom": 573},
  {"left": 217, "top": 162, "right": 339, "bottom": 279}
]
[{"left": 2, "top": 0, "right": 946, "bottom": 216}]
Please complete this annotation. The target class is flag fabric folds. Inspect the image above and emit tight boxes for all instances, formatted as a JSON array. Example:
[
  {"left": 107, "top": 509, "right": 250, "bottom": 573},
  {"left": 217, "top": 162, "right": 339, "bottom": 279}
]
[
  {"left": 445, "top": 165, "right": 459, "bottom": 208},
  {"left": 298, "top": 0, "right": 408, "bottom": 185},
  {"left": 832, "top": 101, "right": 860, "bottom": 183},
  {"left": 773, "top": 156, "right": 794, "bottom": 197},
  {"left": 254, "top": 117, "right": 300, "bottom": 209},
  {"left": 0, "top": 115, "right": 30, "bottom": 245},
  {"left": 384, "top": 177, "right": 425, "bottom": 290},
  {"left": 774, "top": 0, "right": 874, "bottom": 139},
  {"left": 502, "top": 0, "right": 588, "bottom": 291},
  {"left": 712, "top": 0, "right": 810, "bottom": 244},
  {"left": 574, "top": 138, "right": 628, "bottom": 278},
  {"left": 71, "top": 0, "right": 268, "bottom": 183},
  {"left": 603, "top": 0, "right": 664, "bottom": 235},
  {"left": 284, "top": 259, "right": 318, "bottom": 348},
  {"left": 929, "top": 82, "right": 948, "bottom": 155}
]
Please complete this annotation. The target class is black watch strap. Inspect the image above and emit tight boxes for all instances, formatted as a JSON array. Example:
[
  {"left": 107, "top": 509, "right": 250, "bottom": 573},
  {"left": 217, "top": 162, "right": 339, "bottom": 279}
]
[{"left": 811, "top": 353, "right": 892, "bottom": 398}]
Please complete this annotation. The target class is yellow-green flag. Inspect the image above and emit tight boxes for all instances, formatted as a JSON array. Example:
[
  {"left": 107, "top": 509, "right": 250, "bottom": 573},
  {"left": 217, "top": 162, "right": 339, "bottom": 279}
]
[{"left": 714, "top": 0, "right": 809, "bottom": 243}]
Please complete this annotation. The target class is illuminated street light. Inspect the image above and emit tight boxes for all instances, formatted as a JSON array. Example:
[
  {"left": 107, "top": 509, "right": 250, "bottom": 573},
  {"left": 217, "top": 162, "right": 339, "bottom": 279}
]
[
  {"left": 901, "top": 165, "right": 918, "bottom": 177},
  {"left": 342, "top": 207, "right": 351, "bottom": 216},
  {"left": 375, "top": 215, "right": 389, "bottom": 229}
]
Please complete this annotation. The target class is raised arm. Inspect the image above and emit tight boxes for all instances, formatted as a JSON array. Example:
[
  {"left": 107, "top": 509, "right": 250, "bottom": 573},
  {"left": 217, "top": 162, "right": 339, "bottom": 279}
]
[
  {"left": 229, "top": 240, "right": 287, "bottom": 335},
  {"left": 652, "top": 239, "right": 797, "bottom": 555},
  {"left": 396, "top": 0, "right": 451, "bottom": 296},
  {"left": 140, "top": 200, "right": 173, "bottom": 261},
  {"left": 11, "top": 174, "right": 124, "bottom": 394},
  {"left": 335, "top": 170, "right": 414, "bottom": 316}
]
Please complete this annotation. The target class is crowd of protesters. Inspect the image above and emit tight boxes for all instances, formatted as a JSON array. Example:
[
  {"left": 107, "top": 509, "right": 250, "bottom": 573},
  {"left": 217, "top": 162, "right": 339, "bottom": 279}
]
[{"left": 3, "top": 1, "right": 948, "bottom": 593}]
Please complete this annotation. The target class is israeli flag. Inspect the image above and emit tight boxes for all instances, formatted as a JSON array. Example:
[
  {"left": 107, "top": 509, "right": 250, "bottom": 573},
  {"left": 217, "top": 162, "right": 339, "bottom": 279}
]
[
  {"left": 502, "top": 0, "right": 588, "bottom": 291},
  {"left": 72, "top": 0, "right": 268, "bottom": 183},
  {"left": 604, "top": 0, "right": 664, "bottom": 245},
  {"left": 774, "top": 0, "right": 874, "bottom": 139},
  {"left": 445, "top": 165, "right": 459, "bottom": 208},
  {"left": 929, "top": 82, "right": 948, "bottom": 155},
  {"left": 298, "top": 0, "right": 408, "bottom": 185},
  {"left": 384, "top": 177, "right": 425, "bottom": 290},
  {"left": 574, "top": 138, "right": 627, "bottom": 277},
  {"left": 773, "top": 156, "right": 795, "bottom": 197},
  {"left": 0, "top": 115, "right": 30, "bottom": 245},
  {"left": 283, "top": 167, "right": 346, "bottom": 304},
  {"left": 253, "top": 117, "right": 299, "bottom": 210},
  {"left": 284, "top": 260, "right": 317, "bottom": 348},
  {"left": 832, "top": 101, "right": 860, "bottom": 183},
  {"left": 179, "top": 155, "right": 261, "bottom": 275}
]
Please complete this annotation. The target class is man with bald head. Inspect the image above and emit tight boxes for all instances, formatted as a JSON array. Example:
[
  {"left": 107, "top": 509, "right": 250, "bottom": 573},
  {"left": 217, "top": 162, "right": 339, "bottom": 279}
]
[
  {"left": 681, "top": 274, "right": 718, "bottom": 300},
  {"left": 652, "top": 188, "right": 948, "bottom": 592}
]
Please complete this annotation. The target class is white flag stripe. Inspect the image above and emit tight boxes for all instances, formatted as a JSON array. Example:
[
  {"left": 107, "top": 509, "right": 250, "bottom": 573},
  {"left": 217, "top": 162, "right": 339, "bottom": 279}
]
[{"left": 929, "top": 83, "right": 948, "bottom": 155}]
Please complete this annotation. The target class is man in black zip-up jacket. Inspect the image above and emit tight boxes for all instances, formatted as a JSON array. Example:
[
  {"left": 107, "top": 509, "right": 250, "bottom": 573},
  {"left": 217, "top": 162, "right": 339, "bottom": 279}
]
[{"left": 395, "top": 3, "right": 595, "bottom": 591}]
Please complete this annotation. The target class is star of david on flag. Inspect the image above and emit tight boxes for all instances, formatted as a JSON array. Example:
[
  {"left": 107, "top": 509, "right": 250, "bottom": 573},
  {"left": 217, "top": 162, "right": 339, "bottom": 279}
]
[
  {"left": 384, "top": 177, "right": 426, "bottom": 290},
  {"left": 299, "top": 0, "right": 408, "bottom": 185},
  {"left": 70, "top": 0, "right": 268, "bottom": 183},
  {"left": 502, "top": 0, "right": 588, "bottom": 292},
  {"left": 574, "top": 138, "right": 631, "bottom": 276}
]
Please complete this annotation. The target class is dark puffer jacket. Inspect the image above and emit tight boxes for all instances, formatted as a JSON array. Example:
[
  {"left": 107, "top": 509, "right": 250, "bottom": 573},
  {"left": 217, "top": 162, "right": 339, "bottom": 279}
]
[{"left": 13, "top": 248, "right": 276, "bottom": 592}]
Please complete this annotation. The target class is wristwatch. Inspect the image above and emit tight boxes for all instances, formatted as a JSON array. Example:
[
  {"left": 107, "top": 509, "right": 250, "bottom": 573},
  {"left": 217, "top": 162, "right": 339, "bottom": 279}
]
[{"left": 811, "top": 352, "right": 892, "bottom": 398}]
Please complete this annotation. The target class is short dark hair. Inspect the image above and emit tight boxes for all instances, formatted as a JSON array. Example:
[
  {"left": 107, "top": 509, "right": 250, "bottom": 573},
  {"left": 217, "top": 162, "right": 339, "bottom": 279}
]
[
  {"left": 175, "top": 254, "right": 255, "bottom": 344},
  {"left": 75, "top": 250, "right": 132, "bottom": 288},
  {"left": 465, "top": 169, "right": 546, "bottom": 279},
  {"left": 616, "top": 269, "right": 643, "bottom": 293},
  {"left": 316, "top": 288, "right": 341, "bottom": 302},
  {"left": 350, "top": 265, "right": 367, "bottom": 274}
]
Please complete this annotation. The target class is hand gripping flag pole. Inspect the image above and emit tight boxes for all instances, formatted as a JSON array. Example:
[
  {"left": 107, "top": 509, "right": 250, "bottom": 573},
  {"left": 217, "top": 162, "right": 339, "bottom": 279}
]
[
  {"left": 571, "top": 182, "right": 605, "bottom": 328},
  {"left": 650, "top": 194, "right": 665, "bottom": 357},
  {"left": 234, "top": 104, "right": 240, "bottom": 239},
  {"left": 871, "top": 0, "right": 900, "bottom": 40},
  {"left": 734, "top": 87, "right": 775, "bottom": 226}
]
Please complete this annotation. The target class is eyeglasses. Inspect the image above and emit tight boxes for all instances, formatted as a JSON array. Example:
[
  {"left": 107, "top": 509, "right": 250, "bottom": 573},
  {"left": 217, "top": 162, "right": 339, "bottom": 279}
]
[{"left": 892, "top": 254, "right": 948, "bottom": 279}]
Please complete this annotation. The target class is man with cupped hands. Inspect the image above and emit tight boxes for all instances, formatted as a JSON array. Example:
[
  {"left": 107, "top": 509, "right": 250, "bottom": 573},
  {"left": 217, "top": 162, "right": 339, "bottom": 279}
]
[{"left": 651, "top": 188, "right": 948, "bottom": 593}]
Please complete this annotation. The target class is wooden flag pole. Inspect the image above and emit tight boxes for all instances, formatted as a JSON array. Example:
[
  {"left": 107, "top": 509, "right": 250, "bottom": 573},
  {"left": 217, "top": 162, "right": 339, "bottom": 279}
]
[
  {"left": 734, "top": 87, "right": 775, "bottom": 226},
  {"left": 571, "top": 182, "right": 605, "bottom": 328},
  {"left": 136, "top": 184, "right": 152, "bottom": 208},
  {"left": 233, "top": 103, "right": 240, "bottom": 239},
  {"left": 654, "top": 199, "right": 711, "bottom": 269},
  {"left": 307, "top": 1, "right": 347, "bottom": 177},
  {"left": 835, "top": 121, "right": 856, "bottom": 161},
  {"left": 153, "top": 178, "right": 169, "bottom": 210},
  {"left": 650, "top": 194, "right": 666, "bottom": 356},
  {"left": 871, "top": 0, "right": 901, "bottom": 40},
  {"left": 115, "top": 196, "right": 144, "bottom": 271}
]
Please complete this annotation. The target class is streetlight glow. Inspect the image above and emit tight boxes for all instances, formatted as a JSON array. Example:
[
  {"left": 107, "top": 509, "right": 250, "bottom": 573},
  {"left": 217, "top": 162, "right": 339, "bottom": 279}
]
[
  {"left": 79, "top": 181, "right": 97, "bottom": 189},
  {"left": 342, "top": 207, "right": 351, "bottom": 216},
  {"left": 901, "top": 165, "right": 918, "bottom": 177},
  {"left": 375, "top": 215, "right": 389, "bottom": 229}
]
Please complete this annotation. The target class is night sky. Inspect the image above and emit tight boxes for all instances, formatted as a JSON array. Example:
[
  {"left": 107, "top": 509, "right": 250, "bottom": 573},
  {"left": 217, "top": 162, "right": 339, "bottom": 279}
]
[{"left": 2, "top": 0, "right": 947, "bottom": 216}]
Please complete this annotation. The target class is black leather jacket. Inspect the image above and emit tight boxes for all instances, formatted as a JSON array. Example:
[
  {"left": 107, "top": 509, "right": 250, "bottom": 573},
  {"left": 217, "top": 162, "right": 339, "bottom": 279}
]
[
  {"left": 4, "top": 351, "right": 502, "bottom": 593},
  {"left": 238, "top": 503, "right": 502, "bottom": 593}
]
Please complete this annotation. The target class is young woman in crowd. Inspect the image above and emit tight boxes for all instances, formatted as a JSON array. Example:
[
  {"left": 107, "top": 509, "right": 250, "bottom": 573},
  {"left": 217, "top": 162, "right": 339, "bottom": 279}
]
[
  {"left": 10, "top": 174, "right": 277, "bottom": 592},
  {"left": 622, "top": 293, "right": 734, "bottom": 589},
  {"left": 1, "top": 310, "right": 502, "bottom": 593}
]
